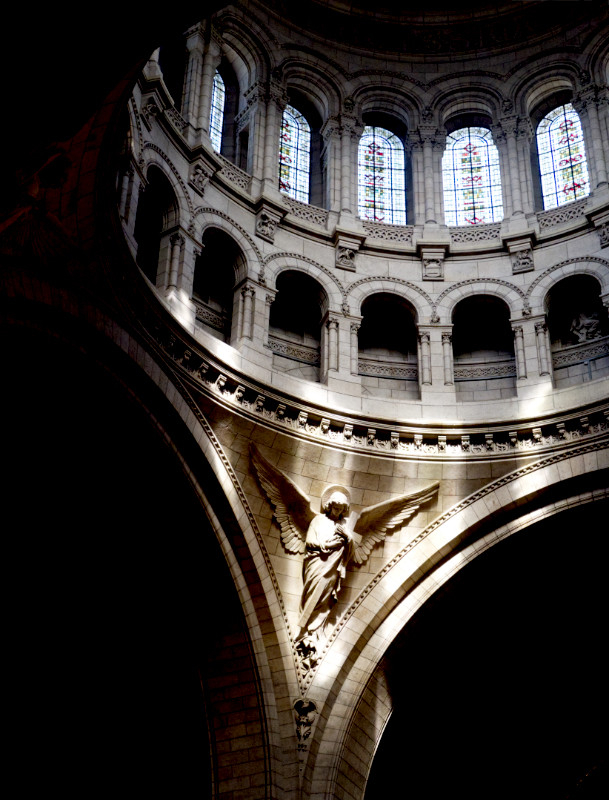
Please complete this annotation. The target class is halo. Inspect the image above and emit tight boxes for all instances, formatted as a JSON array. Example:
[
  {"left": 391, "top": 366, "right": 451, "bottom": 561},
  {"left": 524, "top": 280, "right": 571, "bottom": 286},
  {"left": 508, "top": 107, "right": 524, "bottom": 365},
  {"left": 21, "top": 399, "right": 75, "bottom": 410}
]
[{"left": 321, "top": 484, "right": 351, "bottom": 510}]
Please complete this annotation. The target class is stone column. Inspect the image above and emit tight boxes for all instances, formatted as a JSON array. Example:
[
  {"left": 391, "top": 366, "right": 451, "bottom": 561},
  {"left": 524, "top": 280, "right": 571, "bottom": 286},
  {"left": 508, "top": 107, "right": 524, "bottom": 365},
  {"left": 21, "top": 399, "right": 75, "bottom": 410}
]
[
  {"left": 321, "top": 117, "right": 341, "bottom": 214},
  {"left": 492, "top": 125, "right": 513, "bottom": 218},
  {"left": 418, "top": 330, "right": 432, "bottom": 386},
  {"left": 350, "top": 321, "right": 360, "bottom": 375},
  {"left": 197, "top": 34, "right": 222, "bottom": 134},
  {"left": 240, "top": 285, "right": 256, "bottom": 340},
  {"left": 433, "top": 138, "right": 446, "bottom": 224},
  {"left": 512, "top": 324, "right": 527, "bottom": 380},
  {"left": 340, "top": 116, "right": 357, "bottom": 214},
  {"left": 167, "top": 232, "right": 185, "bottom": 291},
  {"left": 535, "top": 320, "right": 551, "bottom": 377},
  {"left": 326, "top": 317, "right": 340, "bottom": 373},
  {"left": 441, "top": 330, "right": 454, "bottom": 385},
  {"left": 573, "top": 85, "right": 608, "bottom": 189},
  {"left": 264, "top": 79, "right": 288, "bottom": 192},
  {"left": 181, "top": 25, "right": 205, "bottom": 127},
  {"left": 500, "top": 115, "right": 524, "bottom": 216},
  {"left": 516, "top": 119, "right": 535, "bottom": 214},
  {"left": 241, "top": 81, "right": 267, "bottom": 182},
  {"left": 118, "top": 165, "right": 134, "bottom": 222},
  {"left": 418, "top": 124, "right": 439, "bottom": 224},
  {"left": 409, "top": 141, "right": 425, "bottom": 225}
]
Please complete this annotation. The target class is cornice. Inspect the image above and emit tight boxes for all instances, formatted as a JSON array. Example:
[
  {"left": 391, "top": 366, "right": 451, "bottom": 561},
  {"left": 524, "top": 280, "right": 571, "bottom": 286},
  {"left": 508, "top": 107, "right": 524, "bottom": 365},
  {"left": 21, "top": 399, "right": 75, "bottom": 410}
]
[{"left": 144, "top": 299, "right": 609, "bottom": 462}]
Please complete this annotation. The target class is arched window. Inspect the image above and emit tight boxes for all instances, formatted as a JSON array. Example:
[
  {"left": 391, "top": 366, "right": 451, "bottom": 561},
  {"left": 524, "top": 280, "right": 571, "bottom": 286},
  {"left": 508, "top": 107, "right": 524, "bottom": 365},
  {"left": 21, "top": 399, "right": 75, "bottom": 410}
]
[
  {"left": 442, "top": 127, "right": 503, "bottom": 225},
  {"left": 536, "top": 103, "right": 590, "bottom": 209},
  {"left": 209, "top": 71, "right": 226, "bottom": 153},
  {"left": 279, "top": 105, "right": 311, "bottom": 203},
  {"left": 357, "top": 127, "right": 407, "bottom": 225}
]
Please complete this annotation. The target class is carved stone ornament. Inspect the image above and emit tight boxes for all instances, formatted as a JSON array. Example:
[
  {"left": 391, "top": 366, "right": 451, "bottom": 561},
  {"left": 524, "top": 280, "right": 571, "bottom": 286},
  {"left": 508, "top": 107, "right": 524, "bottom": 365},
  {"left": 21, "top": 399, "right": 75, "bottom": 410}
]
[
  {"left": 255, "top": 207, "right": 283, "bottom": 243},
  {"left": 511, "top": 247, "right": 534, "bottom": 274},
  {"left": 250, "top": 444, "right": 438, "bottom": 671},
  {"left": 294, "top": 698, "right": 317, "bottom": 748},
  {"left": 189, "top": 162, "right": 214, "bottom": 196},
  {"left": 141, "top": 99, "right": 160, "bottom": 129},
  {"left": 598, "top": 222, "right": 609, "bottom": 249},
  {"left": 336, "top": 245, "right": 356, "bottom": 270},
  {"left": 422, "top": 257, "right": 444, "bottom": 281}
]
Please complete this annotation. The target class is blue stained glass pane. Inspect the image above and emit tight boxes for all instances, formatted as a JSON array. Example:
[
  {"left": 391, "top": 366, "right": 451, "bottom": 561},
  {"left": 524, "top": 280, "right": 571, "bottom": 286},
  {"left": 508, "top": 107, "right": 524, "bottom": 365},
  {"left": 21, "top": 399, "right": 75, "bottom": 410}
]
[
  {"left": 279, "top": 105, "right": 311, "bottom": 203},
  {"left": 210, "top": 72, "right": 225, "bottom": 153},
  {"left": 442, "top": 127, "right": 504, "bottom": 226},
  {"left": 357, "top": 127, "right": 407, "bottom": 225},
  {"left": 536, "top": 103, "right": 590, "bottom": 210}
]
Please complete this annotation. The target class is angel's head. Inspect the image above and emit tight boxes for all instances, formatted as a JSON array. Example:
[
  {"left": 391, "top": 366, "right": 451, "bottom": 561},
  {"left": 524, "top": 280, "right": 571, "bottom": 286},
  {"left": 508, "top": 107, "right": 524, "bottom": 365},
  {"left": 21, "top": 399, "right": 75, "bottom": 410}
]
[{"left": 322, "top": 490, "right": 350, "bottom": 520}]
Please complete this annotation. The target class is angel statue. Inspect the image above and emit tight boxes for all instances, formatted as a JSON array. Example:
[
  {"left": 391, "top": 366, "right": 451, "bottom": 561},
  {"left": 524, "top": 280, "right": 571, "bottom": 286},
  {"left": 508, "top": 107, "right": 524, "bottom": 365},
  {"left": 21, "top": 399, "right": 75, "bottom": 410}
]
[{"left": 250, "top": 444, "right": 439, "bottom": 669}]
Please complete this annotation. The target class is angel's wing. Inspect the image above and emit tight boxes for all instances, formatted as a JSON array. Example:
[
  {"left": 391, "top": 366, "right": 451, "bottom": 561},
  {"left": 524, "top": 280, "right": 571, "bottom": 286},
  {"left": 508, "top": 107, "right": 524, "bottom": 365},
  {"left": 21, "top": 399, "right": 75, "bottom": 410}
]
[
  {"left": 351, "top": 481, "right": 439, "bottom": 565},
  {"left": 249, "top": 443, "right": 315, "bottom": 554}
]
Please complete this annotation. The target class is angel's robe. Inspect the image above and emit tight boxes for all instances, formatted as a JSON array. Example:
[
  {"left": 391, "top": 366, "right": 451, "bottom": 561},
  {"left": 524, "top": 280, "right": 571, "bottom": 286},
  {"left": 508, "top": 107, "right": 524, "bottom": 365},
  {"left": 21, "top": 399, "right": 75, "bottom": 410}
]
[{"left": 297, "top": 513, "right": 352, "bottom": 637}]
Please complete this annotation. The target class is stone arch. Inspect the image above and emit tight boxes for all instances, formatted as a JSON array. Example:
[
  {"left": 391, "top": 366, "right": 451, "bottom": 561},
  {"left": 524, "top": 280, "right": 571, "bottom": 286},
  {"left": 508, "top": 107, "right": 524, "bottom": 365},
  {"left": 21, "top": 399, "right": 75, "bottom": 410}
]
[
  {"left": 192, "top": 208, "right": 262, "bottom": 285},
  {"left": 526, "top": 257, "right": 609, "bottom": 316},
  {"left": 262, "top": 253, "right": 345, "bottom": 311},
  {"left": 280, "top": 57, "right": 343, "bottom": 120},
  {"left": 345, "top": 276, "right": 433, "bottom": 323},
  {"left": 141, "top": 142, "right": 194, "bottom": 220},
  {"left": 432, "top": 81, "right": 504, "bottom": 128},
  {"left": 306, "top": 444, "right": 609, "bottom": 800},
  {"left": 216, "top": 8, "right": 274, "bottom": 85},
  {"left": 511, "top": 59, "right": 580, "bottom": 118},
  {"left": 587, "top": 26, "right": 609, "bottom": 86},
  {"left": 351, "top": 84, "right": 418, "bottom": 131},
  {"left": 435, "top": 278, "right": 525, "bottom": 324}
]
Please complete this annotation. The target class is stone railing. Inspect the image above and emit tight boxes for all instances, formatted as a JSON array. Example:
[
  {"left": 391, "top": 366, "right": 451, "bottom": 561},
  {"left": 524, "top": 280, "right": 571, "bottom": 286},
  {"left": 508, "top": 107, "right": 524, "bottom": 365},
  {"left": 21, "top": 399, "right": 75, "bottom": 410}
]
[
  {"left": 552, "top": 335, "right": 609, "bottom": 369},
  {"left": 215, "top": 153, "right": 252, "bottom": 192},
  {"left": 450, "top": 223, "right": 501, "bottom": 244},
  {"left": 194, "top": 299, "right": 227, "bottom": 333},
  {"left": 282, "top": 196, "right": 329, "bottom": 227},
  {"left": 361, "top": 220, "right": 414, "bottom": 245},
  {"left": 358, "top": 358, "right": 418, "bottom": 380},
  {"left": 537, "top": 198, "right": 588, "bottom": 229},
  {"left": 454, "top": 359, "right": 517, "bottom": 380},
  {"left": 267, "top": 335, "right": 320, "bottom": 365}
]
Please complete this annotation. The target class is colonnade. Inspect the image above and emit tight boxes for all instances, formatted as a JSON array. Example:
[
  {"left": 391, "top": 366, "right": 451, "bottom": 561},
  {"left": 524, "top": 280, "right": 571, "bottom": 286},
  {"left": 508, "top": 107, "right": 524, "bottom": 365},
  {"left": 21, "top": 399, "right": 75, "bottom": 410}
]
[{"left": 173, "top": 23, "right": 609, "bottom": 225}]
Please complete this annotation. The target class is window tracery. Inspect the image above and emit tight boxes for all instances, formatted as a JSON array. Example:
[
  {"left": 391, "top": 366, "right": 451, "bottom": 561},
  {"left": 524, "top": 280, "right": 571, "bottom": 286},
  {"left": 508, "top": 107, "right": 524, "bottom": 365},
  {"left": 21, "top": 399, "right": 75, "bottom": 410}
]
[
  {"left": 279, "top": 105, "right": 311, "bottom": 203},
  {"left": 536, "top": 103, "right": 590, "bottom": 210},
  {"left": 210, "top": 71, "right": 226, "bottom": 153},
  {"left": 357, "top": 126, "right": 407, "bottom": 225},
  {"left": 442, "top": 127, "right": 503, "bottom": 226}
]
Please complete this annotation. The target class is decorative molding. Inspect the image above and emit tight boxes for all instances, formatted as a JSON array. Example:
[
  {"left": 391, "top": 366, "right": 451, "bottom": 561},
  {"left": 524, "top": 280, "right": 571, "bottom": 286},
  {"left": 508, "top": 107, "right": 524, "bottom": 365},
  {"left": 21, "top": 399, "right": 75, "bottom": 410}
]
[
  {"left": 552, "top": 336, "right": 609, "bottom": 369},
  {"left": 537, "top": 198, "right": 588, "bottom": 229},
  {"left": 361, "top": 221, "right": 414, "bottom": 245},
  {"left": 454, "top": 361, "right": 517, "bottom": 380},
  {"left": 214, "top": 152, "right": 252, "bottom": 191},
  {"left": 156, "top": 325, "right": 609, "bottom": 461},
  {"left": 358, "top": 359, "right": 418, "bottom": 380},
  {"left": 267, "top": 335, "right": 321, "bottom": 365},
  {"left": 450, "top": 224, "right": 501, "bottom": 243},
  {"left": 282, "top": 196, "right": 329, "bottom": 227}
]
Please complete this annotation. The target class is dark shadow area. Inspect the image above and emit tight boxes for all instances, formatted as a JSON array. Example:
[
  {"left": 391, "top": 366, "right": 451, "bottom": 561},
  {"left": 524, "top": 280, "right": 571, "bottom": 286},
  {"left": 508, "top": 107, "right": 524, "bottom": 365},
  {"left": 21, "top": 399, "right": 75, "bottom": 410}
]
[
  {"left": 366, "top": 500, "right": 609, "bottom": 800},
  {"left": 2, "top": 313, "right": 250, "bottom": 798}
]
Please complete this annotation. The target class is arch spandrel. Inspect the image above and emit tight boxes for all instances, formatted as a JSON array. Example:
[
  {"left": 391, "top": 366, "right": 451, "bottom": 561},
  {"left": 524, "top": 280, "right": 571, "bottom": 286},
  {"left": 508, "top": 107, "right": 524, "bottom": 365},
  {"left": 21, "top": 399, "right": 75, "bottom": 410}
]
[{"left": 305, "top": 445, "right": 609, "bottom": 800}]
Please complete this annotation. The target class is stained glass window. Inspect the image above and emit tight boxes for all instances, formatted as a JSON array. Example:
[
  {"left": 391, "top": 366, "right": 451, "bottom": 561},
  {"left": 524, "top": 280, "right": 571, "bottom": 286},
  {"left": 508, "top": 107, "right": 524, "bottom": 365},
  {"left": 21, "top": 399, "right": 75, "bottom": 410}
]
[
  {"left": 442, "top": 127, "right": 503, "bottom": 226},
  {"left": 278, "top": 105, "right": 311, "bottom": 203},
  {"left": 536, "top": 103, "right": 590, "bottom": 209},
  {"left": 210, "top": 71, "right": 225, "bottom": 153},
  {"left": 357, "top": 127, "right": 407, "bottom": 225}
]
